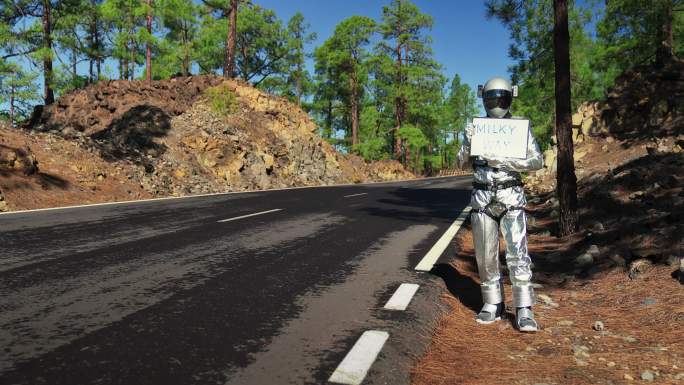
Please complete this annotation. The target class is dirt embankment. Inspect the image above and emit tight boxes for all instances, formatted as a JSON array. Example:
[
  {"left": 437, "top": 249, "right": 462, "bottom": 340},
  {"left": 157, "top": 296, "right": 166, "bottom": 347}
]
[
  {"left": 0, "top": 76, "right": 413, "bottom": 211},
  {"left": 413, "top": 58, "right": 684, "bottom": 385}
]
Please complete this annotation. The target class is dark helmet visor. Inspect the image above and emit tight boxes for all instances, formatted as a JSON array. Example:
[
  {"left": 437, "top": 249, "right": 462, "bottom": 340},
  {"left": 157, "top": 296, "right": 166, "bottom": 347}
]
[{"left": 483, "top": 89, "right": 512, "bottom": 110}]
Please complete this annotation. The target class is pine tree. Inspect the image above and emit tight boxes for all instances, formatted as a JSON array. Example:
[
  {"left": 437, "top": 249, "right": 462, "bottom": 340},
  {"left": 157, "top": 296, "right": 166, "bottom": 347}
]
[
  {"left": 376, "top": 0, "right": 440, "bottom": 162},
  {"left": 283, "top": 12, "right": 316, "bottom": 105},
  {"left": 158, "top": 0, "right": 198, "bottom": 77},
  {"left": 145, "top": 0, "right": 152, "bottom": 82},
  {"left": 259, "top": 12, "right": 316, "bottom": 105},
  {"left": 0, "top": 62, "right": 40, "bottom": 126},
  {"left": 199, "top": 0, "right": 237, "bottom": 77},
  {"left": 486, "top": 0, "right": 602, "bottom": 149},
  {"left": 82, "top": 0, "right": 106, "bottom": 83},
  {"left": 234, "top": 5, "right": 287, "bottom": 84},
  {"left": 315, "top": 16, "right": 376, "bottom": 148},
  {"left": 444, "top": 74, "right": 477, "bottom": 167},
  {"left": 554, "top": 0, "right": 578, "bottom": 235},
  {"left": 311, "top": 43, "right": 342, "bottom": 143},
  {"left": 101, "top": 0, "right": 149, "bottom": 80},
  {"left": 53, "top": 0, "right": 90, "bottom": 93},
  {"left": 195, "top": 3, "right": 288, "bottom": 84},
  {"left": 597, "top": 0, "right": 683, "bottom": 69},
  {"left": 1, "top": 0, "right": 73, "bottom": 105},
  {"left": 226, "top": 0, "right": 236, "bottom": 77}
]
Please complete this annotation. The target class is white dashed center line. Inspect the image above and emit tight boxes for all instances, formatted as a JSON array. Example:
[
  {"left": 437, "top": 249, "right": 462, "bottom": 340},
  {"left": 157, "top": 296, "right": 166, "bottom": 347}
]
[
  {"left": 383, "top": 283, "right": 420, "bottom": 311},
  {"left": 328, "top": 330, "right": 389, "bottom": 385},
  {"left": 414, "top": 206, "right": 472, "bottom": 271},
  {"left": 343, "top": 193, "right": 368, "bottom": 198},
  {"left": 216, "top": 208, "right": 283, "bottom": 223}
]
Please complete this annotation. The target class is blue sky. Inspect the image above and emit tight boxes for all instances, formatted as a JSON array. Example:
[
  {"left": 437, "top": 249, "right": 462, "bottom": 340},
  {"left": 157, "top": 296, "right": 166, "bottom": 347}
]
[{"left": 257, "top": 0, "right": 514, "bottom": 95}]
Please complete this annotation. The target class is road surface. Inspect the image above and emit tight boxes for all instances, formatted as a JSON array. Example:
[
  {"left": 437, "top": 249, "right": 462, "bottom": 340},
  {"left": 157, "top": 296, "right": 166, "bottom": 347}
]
[{"left": 0, "top": 176, "right": 472, "bottom": 385}]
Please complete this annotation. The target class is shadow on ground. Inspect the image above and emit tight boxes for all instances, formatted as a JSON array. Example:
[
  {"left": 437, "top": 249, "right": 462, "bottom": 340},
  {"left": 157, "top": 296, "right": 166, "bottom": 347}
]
[
  {"left": 524, "top": 151, "right": 683, "bottom": 280},
  {"left": 91, "top": 104, "right": 172, "bottom": 173},
  {"left": 429, "top": 263, "right": 482, "bottom": 313}
]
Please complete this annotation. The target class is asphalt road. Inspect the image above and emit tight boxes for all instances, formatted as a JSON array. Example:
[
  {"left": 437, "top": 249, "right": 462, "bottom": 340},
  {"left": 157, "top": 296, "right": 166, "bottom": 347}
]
[{"left": 0, "top": 176, "right": 472, "bottom": 385}]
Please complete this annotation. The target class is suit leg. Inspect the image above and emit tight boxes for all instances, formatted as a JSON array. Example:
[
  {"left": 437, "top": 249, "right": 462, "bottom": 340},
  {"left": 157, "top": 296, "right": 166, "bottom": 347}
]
[
  {"left": 472, "top": 209, "right": 503, "bottom": 304},
  {"left": 500, "top": 207, "right": 534, "bottom": 307}
]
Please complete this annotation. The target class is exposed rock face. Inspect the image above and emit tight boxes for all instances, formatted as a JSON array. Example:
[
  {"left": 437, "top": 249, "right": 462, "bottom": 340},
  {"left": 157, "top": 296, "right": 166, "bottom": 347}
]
[
  {"left": 99, "top": 80, "right": 412, "bottom": 196},
  {"left": 28, "top": 76, "right": 226, "bottom": 136},
  {"left": 0, "top": 144, "right": 38, "bottom": 176},
  {"left": 4, "top": 77, "right": 413, "bottom": 210},
  {"left": 528, "top": 57, "right": 684, "bottom": 190},
  {"left": 572, "top": 57, "right": 684, "bottom": 141}
]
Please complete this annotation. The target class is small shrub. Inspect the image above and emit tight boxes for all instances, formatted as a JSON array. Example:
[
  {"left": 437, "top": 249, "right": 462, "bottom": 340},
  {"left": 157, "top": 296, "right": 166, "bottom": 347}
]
[{"left": 204, "top": 84, "right": 238, "bottom": 116}]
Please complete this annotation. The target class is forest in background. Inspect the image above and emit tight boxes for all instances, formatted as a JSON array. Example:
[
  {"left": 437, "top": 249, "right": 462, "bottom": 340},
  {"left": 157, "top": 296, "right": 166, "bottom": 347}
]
[{"left": 1, "top": 0, "right": 683, "bottom": 174}]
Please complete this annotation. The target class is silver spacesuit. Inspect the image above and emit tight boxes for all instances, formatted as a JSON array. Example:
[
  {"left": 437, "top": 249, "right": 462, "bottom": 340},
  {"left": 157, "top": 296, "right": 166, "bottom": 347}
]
[{"left": 457, "top": 77, "right": 543, "bottom": 332}]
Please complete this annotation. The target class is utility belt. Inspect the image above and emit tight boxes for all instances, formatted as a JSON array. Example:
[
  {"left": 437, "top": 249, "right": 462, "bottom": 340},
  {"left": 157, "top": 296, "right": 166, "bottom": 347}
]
[
  {"left": 472, "top": 200, "right": 526, "bottom": 222},
  {"left": 472, "top": 179, "right": 523, "bottom": 191}
]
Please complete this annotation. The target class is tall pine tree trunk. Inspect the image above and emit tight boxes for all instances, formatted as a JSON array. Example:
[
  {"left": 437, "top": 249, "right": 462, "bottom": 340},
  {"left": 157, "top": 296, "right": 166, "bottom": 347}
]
[
  {"left": 655, "top": 1, "right": 674, "bottom": 67},
  {"left": 129, "top": 37, "right": 136, "bottom": 80},
  {"left": 182, "top": 29, "right": 190, "bottom": 76},
  {"left": 225, "top": 0, "right": 237, "bottom": 78},
  {"left": 295, "top": 65, "right": 302, "bottom": 105},
  {"left": 89, "top": 24, "right": 95, "bottom": 82},
  {"left": 393, "top": 39, "right": 403, "bottom": 160},
  {"left": 240, "top": 43, "right": 248, "bottom": 80},
  {"left": 95, "top": 11, "right": 101, "bottom": 80},
  {"left": 91, "top": 1, "right": 101, "bottom": 82},
  {"left": 121, "top": 59, "right": 127, "bottom": 80},
  {"left": 71, "top": 48, "right": 78, "bottom": 81},
  {"left": 326, "top": 99, "right": 333, "bottom": 139},
  {"left": 146, "top": 0, "right": 152, "bottom": 82},
  {"left": 42, "top": 0, "right": 54, "bottom": 105},
  {"left": 9, "top": 81, "right": 15, "bottom": 128},
  {"left": 553, "top": 0, "right": 578, "bottom": 236},
  {"left": 350, "top": 73, "right": 359, "bottom": 148}
]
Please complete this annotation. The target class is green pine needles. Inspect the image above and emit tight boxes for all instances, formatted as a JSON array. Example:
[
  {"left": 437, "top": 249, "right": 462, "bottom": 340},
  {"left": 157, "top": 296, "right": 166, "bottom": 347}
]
[{"left": 204, "top": 84, "right": 238, "bottom": 117}]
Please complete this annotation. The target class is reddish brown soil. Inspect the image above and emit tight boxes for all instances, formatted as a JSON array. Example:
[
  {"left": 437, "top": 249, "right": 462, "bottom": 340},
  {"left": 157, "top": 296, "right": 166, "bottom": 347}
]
[
  {"left": 413, "top": 228, "right": 684, "bottom": 385},
  {"left": 0, "top": 127, "right": 150, "bottom": 211}
]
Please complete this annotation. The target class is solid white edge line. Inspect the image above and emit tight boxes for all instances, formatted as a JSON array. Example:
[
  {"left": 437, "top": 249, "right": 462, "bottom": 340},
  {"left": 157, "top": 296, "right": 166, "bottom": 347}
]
[
  {"left": 328, "top": 330, "right": 389, "bottom": 385},
  {"left": 383, "top": 283, "right": 420, "bottom": 311},
  {"left": 0, "top": 175, "right": 471, "bottom": 216},
  {"left": 216, "top": 208, "right": 282, "bottom": 223},
  {"left": 343, "top": 193, "right": 368, "bottom": 198},
  {"left": 414, "top": 206, "right": 472, "bottom": 272}
]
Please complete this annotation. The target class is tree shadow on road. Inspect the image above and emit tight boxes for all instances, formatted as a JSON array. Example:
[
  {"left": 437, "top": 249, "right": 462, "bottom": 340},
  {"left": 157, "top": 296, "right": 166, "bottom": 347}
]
[{"left": 361, "top": 186, "right": 472, "bottom": 223}]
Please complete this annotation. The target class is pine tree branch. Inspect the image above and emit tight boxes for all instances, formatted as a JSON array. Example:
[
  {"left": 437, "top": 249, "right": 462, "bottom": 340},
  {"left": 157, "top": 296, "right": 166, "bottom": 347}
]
[{"left": 2, "top": 49, "right": 38, "bottom": 59}]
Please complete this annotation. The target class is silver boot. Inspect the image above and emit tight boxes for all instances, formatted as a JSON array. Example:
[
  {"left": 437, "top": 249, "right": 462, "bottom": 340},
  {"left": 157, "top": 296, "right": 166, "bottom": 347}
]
[
  {"left": 516, "top": 307, "right": 538, "bottom": 332},
  {"left": 476, "top": 302, "right": 505, "bottom": 324}
]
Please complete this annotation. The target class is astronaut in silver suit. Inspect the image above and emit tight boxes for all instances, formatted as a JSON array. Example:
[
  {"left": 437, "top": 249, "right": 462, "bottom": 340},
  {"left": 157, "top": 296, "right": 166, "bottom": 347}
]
[{"left": 457, "top": 77, "right": 543, "bottom": 332}]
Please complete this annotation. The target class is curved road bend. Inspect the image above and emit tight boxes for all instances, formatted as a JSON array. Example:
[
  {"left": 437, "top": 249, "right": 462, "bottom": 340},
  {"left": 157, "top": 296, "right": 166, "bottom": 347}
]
[{"left": 0, "top": 176, "right": 472, "bottom": 385}]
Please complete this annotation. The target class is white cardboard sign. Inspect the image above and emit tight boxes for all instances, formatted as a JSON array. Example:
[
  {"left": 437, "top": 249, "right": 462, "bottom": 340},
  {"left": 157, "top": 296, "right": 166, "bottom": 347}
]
[{"left": 470, "top": 117, "right": 530, "bottom": 159}]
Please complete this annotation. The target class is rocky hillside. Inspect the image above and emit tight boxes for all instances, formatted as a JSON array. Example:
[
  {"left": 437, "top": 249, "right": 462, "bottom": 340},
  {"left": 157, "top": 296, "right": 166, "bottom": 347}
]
[
  {"left": 524, "top": 57, "right": 683, "bottom": 268},
  {"left": 0, "top": 76, "right": 412, "bottom": 211}
]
